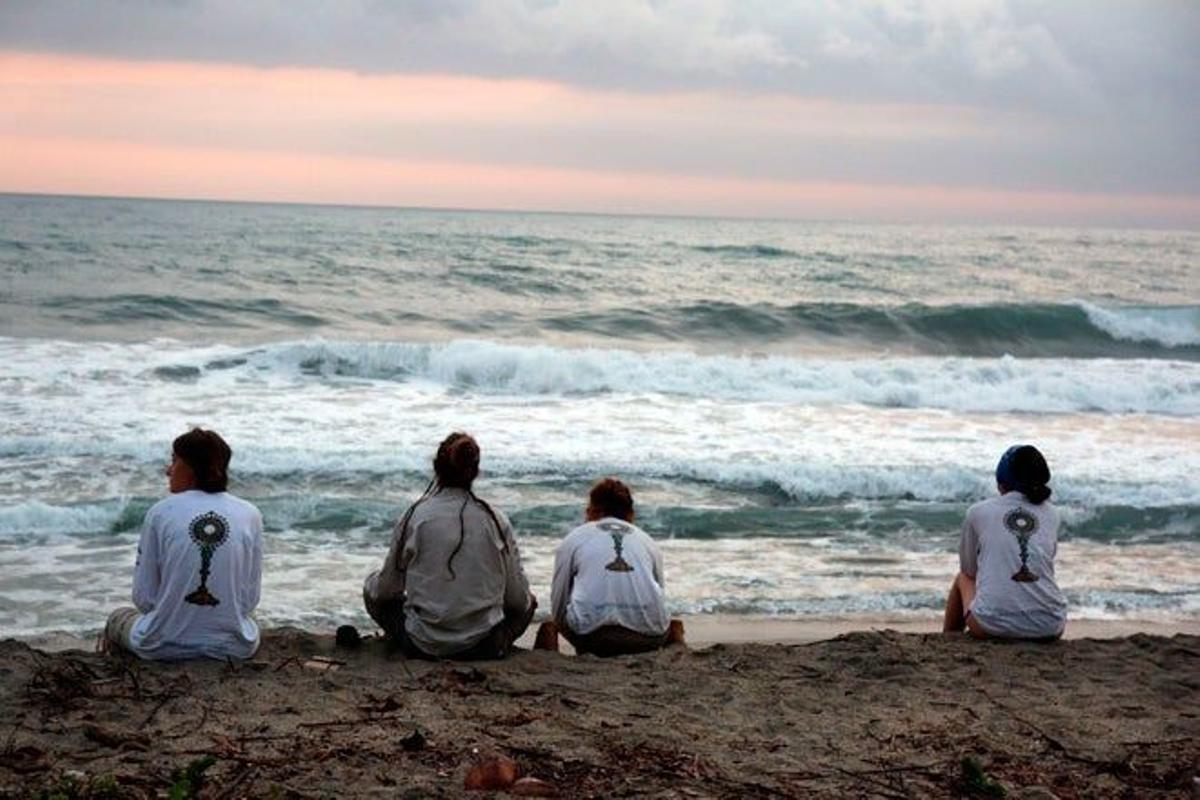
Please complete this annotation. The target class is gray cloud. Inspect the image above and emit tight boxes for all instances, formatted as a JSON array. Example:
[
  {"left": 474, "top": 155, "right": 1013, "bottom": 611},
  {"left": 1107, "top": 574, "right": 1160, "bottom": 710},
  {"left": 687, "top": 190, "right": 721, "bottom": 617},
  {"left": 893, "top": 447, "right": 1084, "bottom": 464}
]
[{"left": 1, "top": 0, "right": 1197, "bottom": 201}]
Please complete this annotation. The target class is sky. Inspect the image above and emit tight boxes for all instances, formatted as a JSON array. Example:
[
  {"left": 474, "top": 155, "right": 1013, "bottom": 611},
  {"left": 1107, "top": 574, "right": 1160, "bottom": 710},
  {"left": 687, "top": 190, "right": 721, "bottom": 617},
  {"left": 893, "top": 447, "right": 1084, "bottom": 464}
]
[{"left": 1, "top": 0, "right": 1198, "bottom": 226}]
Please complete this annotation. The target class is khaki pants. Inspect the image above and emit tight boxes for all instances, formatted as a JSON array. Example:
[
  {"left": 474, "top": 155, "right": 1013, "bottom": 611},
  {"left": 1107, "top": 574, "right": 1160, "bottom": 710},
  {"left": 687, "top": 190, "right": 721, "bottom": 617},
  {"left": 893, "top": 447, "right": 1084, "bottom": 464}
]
[{"left": 103, "top": 606, "right": 141, "bottom": 653}]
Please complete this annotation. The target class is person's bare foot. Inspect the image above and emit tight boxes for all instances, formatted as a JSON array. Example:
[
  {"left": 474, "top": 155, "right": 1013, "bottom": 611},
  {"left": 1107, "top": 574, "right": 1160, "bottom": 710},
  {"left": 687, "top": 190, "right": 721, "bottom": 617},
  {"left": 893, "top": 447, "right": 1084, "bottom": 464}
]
[
  {"left": 533, "top": 620, "right": 560, "bottom": 652},
  {"left": 666, "top": 619, "right": 686, "bottom": 647}
]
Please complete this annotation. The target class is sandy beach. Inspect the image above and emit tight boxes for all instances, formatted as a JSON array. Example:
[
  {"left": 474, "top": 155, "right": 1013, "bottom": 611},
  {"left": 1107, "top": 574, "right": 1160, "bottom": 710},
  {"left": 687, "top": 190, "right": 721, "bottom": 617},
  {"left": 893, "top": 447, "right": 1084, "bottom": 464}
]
[{"left": 2, "top": 622, "right": 1196, "bottom": 799}]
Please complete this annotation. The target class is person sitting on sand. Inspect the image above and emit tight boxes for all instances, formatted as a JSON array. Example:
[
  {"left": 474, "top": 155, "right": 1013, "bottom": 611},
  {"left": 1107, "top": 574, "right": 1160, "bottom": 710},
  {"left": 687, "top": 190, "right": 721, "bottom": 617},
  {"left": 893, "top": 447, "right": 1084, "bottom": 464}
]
[
  {"left": 103, "top": 428, "right": 263, "bottom": 660},
  {"left": 363, "top": 432, "right": 536, "bottom": 659},
  {"left": 944, "top": 444, "right": 1067, "bottom": 640},
  {"left": 534, "top": 477, "right": 684, "bottom": 656}
]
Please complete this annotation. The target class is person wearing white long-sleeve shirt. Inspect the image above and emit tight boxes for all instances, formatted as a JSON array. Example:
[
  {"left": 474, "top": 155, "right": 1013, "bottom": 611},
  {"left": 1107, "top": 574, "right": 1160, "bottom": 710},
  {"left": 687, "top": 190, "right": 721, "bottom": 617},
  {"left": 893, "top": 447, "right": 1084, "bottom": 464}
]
[
  {"left": 534, "top": 478, "right": 684, "bottom": 656},
  {"left": 944, "top": 444, "right": 1067, "bottom": 640},
  {"left": 103, "top": 429, "right": 263, "bottom": 661}
]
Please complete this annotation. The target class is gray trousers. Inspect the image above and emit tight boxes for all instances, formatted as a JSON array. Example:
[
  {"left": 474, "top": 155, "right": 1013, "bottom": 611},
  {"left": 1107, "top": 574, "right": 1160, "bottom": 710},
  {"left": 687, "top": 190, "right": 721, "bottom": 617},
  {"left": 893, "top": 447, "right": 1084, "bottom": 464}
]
[{"left": 362, "top": 570, "right": 536, "bottom": 660}]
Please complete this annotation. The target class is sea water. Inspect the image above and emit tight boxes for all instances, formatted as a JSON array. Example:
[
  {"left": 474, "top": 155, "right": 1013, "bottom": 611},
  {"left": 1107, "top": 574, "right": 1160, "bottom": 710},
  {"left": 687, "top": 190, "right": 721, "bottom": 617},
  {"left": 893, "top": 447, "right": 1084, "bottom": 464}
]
[{"left": 1, "top": 193, "right": 1197, "bottom": 635}]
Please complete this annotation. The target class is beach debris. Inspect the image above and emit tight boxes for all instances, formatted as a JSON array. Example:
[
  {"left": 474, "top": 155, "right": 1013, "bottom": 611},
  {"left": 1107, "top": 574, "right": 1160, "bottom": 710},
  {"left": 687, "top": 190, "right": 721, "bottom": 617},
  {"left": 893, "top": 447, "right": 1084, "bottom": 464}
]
[
  {"left": 335, "top": 624, "right": 362, "bottom": 649},
  {"left": 1012, "top": 787, "right": 1060, "bottom": 800},
  {"left": 27, "top": 657, "right": 99, "bottom": 707},
  {"left": 27, "top": 770, "right": 124, "bottom": 799},
  {"left": 510, "top": 776, "right": 558, "bottom": 797},
  {"left": 169, "top": 755, "right": 217, "bottom": 800},
  {"left": 961, "top": 755, "right": 1007, "bottom": 797},
  {"left": 82, "top": 722, "right": 150, "bottom": 751},
  {"left": 463, "top": 755, "right": 519, "bottom": 791},
  {"left": 437, "top": 665, "right": 489, "bottom": 695},
  {"left": 359, "top": 692, "right": 403, "bottom": 714},
  {"left": 0, "top": 743, "right": 49, "bottom": 773},
  {"left": 301, "top": 656, "right": 344, "bottom": 672},
  {"left": 400, "top": 729, "right": 427, "bottom": 752}
]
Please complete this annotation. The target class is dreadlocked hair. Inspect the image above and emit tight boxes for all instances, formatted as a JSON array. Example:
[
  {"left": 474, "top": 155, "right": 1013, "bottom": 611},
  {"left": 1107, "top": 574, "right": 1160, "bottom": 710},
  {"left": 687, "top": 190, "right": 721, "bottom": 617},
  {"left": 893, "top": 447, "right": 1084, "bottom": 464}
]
[
  {"left": 389, "top": 475, "right": 437, "bottom": 577},
  {"left": 432, "top": 432, "right": 507, "bottom": 579}
]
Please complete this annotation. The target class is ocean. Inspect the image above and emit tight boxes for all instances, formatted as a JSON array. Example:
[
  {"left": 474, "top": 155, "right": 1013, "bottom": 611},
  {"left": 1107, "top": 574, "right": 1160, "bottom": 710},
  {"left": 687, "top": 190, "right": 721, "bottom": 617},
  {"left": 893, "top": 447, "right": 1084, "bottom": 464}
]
[{"left": 1, "top": 193, "right": 1197, "bottom": 636}]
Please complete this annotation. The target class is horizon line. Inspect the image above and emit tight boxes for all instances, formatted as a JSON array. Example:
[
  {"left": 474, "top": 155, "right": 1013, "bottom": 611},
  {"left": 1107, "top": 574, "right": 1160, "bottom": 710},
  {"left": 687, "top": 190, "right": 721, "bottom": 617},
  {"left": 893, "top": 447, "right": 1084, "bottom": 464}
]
[{"left": 3, "top": 190, "right": 1194, "bottom": 233}]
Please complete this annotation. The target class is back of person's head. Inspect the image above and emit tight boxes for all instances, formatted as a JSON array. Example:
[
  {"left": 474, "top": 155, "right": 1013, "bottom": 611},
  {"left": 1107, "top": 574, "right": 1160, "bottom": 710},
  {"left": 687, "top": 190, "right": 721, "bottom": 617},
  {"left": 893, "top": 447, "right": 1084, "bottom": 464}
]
[
  {"left": 173, "top": 428, "right": 232, "bottom": 493},
  {"left": 588, "top": 477, "right": 635, "bottom": 522},
  {"left": 995, "top": 444, "right": 1051, "bottom": 504},
  {"left": 433, "top": 432, "right": 480, "bottom": 490}
]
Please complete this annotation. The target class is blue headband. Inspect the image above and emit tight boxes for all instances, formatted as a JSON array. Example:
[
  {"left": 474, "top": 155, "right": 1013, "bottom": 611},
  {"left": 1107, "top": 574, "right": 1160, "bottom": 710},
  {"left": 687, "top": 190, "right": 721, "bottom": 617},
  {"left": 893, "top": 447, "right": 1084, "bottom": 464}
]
[{"left": 995, "top": 445, "right": 1024, "bottom": 488}]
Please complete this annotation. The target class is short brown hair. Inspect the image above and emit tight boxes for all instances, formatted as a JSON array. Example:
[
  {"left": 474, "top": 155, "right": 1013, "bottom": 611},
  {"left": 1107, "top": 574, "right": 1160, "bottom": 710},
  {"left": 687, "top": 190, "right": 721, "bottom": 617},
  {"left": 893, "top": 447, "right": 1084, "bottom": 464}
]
[
  {"left": 173, "top": 428, "right": 232, "bottom": 493},
  {"left": 589, "top": 477, "right": 634, "bottom": 521}
]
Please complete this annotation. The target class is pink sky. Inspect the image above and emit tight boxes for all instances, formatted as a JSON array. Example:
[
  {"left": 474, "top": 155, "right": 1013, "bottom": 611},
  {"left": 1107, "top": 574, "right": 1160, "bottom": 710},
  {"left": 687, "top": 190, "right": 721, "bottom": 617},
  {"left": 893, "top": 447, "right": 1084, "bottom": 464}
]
[{"left": 2, "top": 52, "right": 1197, "bottom": 226}]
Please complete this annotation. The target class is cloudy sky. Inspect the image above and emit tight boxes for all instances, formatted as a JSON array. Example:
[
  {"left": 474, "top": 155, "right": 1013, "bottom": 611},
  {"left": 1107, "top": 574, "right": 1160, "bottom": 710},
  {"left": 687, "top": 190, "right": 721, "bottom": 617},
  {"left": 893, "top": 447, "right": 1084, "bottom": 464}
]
[{"left": 1, "top": 0, "right": 1197, "bottom": 225}]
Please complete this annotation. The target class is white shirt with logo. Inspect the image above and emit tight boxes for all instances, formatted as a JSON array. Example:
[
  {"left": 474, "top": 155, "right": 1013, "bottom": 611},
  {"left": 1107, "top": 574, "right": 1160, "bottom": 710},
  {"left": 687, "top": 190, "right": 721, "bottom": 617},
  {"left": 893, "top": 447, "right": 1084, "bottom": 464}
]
[
  {"left": 129, "top": 490, "right": 263, "bottom": 660},
  {"left": 960, "top": 492, "right": 1067, "bottom": 638},
  {"left": 551, "top": 517, "right": 669, "bottom": 637}
]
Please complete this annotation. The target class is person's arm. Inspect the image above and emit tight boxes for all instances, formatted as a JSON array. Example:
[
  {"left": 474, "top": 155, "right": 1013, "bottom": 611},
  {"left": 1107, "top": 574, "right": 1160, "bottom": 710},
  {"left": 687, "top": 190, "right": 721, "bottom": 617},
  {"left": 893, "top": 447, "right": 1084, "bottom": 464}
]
[
  {"left": 499, "top": 511, "right": 532, "bottom": 614},
  {"left": 131, "top": 509, "right": 161, "bottom": 613},
  {"left": 958, "top": 509, "right": 980, "bottom": 578},
  {"left": 550, "top": 536, "right": 575, "bottom": 628},
  {"left": 239, "top": 509, "right": 263, "bottom": 613},
  {"left": 649, "top": 536, "right": 665, "bottom": 588},
  {"left": 372, "top": 511, "right": 415, "bottom": 602}
]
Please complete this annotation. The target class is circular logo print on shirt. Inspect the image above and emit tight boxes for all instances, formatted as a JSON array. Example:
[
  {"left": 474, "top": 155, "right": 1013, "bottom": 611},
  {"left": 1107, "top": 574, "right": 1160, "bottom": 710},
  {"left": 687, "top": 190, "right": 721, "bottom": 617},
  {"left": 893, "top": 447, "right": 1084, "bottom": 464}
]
[
  {"left": 189, "top": 512, "right": 229, "bottom": 548},
  {"left": 598, "top": 521, "right": 635, "bottom": 572},
  {"left": 1003, "top": 508, "right": 1038, "bottom": 537},
  {"left": 1004, "top": 508, "right": 1040, "bottom": 583}
]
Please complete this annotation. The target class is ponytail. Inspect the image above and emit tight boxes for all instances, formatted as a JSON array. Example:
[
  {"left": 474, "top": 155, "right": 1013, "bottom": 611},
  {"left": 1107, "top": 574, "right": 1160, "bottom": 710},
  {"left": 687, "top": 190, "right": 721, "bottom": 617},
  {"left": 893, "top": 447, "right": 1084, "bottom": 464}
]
[{"left": 1022, "top": 483, "right": 1052, "bottom": 505}]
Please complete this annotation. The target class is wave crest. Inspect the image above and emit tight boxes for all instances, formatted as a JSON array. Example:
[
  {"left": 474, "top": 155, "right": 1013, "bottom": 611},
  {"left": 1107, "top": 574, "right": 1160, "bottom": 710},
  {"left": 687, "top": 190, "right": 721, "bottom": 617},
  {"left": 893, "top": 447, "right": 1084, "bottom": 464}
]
[{"left": 251, "top": 339, "right": 1200, "bottom": 415}]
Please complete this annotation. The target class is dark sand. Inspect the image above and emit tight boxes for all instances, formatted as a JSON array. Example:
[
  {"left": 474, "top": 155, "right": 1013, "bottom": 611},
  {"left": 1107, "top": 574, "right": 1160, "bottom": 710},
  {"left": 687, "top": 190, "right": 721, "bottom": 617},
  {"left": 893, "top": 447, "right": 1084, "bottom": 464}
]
[{"left": 1, "top": 629, "right": 1196, "bottom": 798}]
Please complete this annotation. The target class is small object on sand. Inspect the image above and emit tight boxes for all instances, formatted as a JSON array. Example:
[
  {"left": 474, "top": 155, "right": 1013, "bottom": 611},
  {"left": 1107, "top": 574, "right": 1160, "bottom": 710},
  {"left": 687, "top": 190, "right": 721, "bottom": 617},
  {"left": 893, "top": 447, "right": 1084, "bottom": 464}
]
[
  {"left": 463, "top": 755, "right": 518, "bottom": 791},
  {"left": 960, "top": 755, "right": 1006, "bottom": 797},
  {"left": 511, "top": 777, "right": 558, "bottom": 797},
  {"left": 335, "top": 624, "right": 362, "bottom": 649},
  {"left": 400, "top": 729, "right": 427, "bottom": 752},
  {"left": 83, "top": 722, "right": 150, "bottom": 750},
  {"left": 302, "top": 656, "right": 344, "bottom": 672}
]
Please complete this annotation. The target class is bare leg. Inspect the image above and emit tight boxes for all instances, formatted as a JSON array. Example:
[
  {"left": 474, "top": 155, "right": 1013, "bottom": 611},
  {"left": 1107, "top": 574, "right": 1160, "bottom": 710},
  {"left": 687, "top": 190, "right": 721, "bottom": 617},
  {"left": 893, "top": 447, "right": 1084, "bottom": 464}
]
[
  {"left": 533, "top": 620, "right": 560, "bottom": 652},
  {"left": 943, "top": 572, "right": 977, "bottom": 633},
  {"left": 666, "top": 619, "right": 686, "bottom": 646}
]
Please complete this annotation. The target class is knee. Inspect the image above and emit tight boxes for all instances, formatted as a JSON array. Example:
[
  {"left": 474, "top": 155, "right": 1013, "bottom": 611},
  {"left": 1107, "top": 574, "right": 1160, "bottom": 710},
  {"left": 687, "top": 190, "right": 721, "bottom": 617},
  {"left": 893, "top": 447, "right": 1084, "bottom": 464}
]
[{"left": 362, "top": 569, "right": 380, "bottom": 597}]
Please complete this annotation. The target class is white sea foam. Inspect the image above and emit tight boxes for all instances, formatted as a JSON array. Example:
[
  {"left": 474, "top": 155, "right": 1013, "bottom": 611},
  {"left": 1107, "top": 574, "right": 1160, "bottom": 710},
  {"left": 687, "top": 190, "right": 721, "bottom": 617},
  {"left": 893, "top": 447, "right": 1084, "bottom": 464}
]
[
  {"left": 1077, "top": 301, "right": 1200, "bottom": 348},
  {"left": 4, "top": 336, "right": 1198, "bottom": 415},
  {"left": 256, "top": 338, "right": 1200, "bottom": 414},
  {"left": 3, "top": 336, "right": 1199, "bottom": 509}
]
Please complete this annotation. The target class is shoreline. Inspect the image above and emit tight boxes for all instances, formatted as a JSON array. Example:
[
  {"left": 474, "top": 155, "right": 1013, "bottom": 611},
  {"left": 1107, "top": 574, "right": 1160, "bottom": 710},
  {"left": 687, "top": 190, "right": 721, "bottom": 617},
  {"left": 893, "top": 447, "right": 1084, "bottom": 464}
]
[{"left": 20, "top": 613, "right": 1200, "bottom": 654}]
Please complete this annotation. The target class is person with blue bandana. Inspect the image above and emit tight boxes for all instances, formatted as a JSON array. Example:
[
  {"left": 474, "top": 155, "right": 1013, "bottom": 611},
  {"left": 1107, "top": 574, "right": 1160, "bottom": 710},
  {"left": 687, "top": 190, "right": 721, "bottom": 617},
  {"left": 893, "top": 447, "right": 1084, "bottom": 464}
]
[{"left": 943, "top": 445, "right": 1067, "bottom": 640}]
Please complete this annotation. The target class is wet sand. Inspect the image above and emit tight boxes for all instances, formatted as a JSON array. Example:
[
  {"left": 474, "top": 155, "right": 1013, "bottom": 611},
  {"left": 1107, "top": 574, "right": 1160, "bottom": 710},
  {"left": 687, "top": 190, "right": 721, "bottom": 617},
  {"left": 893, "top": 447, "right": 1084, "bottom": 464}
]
[{"left": 1, "top": 624, "right": 1197, "bottom": 798}]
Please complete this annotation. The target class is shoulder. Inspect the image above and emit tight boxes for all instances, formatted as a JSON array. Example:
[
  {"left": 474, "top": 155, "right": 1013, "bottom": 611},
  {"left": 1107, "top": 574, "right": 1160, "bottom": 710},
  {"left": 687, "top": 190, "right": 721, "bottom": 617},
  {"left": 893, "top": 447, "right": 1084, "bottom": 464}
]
[
  {"left": 1032, "top": 499, "right": 1060, "bottom": 524},
  {"left": 215, "top": 492, "right": 263, "bottom": 524},
  {"left": 561, "top": 523, "right": 595, "bottom": 546},
  {"left": 466, "top": 494, "right": 511, "bottom": 534},
  {"left": 144, "top": 495, "right": 184, "bottom": 528},
  {"left": 488, "top": 503, "right": 513, "bottom": 532},
  {"left": 146, "top": 495, "right": 177, "bottom": 518},
  {"left": 966, "top": 496, "right": 1000, "bottom": 520},
  {"left": 220, "top": 491, "right": 258, "bottom": 512}
]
